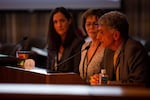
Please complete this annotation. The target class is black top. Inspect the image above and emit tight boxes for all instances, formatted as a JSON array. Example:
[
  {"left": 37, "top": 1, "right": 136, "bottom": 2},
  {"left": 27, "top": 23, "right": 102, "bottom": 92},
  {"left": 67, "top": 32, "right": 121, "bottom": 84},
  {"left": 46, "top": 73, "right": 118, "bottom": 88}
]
[{"left": 47, "top": 37, "right": 85, "bottom": 73}]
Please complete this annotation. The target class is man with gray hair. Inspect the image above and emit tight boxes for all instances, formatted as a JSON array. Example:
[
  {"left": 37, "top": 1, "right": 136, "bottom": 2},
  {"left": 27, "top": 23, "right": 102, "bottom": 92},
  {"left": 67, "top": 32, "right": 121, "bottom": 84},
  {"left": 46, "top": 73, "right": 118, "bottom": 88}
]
[{"left": 90, "top": 11, "right": 150, "bottom": 87}]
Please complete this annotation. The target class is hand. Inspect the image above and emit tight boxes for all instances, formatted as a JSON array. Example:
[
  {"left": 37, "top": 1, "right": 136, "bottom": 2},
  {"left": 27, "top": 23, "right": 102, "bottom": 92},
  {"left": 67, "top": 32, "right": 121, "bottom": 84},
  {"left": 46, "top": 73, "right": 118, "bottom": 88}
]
[
  {"left": 23, "top": 59, "right": 35, "bottom": 70},
  {"left": 89, "top": 74, "right": 99, "bottom": 85}
]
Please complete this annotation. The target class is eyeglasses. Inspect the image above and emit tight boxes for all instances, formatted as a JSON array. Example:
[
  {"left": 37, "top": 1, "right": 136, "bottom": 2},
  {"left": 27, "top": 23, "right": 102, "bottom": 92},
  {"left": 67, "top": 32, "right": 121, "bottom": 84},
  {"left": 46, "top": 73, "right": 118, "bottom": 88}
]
[{"left": 85, "top": 23, "right": 99, "bottom": 28}]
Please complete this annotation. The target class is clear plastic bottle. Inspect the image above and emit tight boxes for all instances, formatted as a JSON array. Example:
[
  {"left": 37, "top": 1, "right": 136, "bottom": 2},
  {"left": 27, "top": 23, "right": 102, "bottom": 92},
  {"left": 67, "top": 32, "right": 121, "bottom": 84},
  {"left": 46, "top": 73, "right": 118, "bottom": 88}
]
[{"left": 99, "top": 69, "right": 108, "bottom": 85}]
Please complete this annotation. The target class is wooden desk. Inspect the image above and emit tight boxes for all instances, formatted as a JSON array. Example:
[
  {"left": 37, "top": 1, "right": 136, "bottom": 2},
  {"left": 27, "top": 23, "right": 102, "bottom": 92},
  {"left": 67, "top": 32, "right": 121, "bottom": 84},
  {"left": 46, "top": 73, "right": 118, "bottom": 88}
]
[{"left": 0, "top": 66, "right": 86, "bottom": 85}]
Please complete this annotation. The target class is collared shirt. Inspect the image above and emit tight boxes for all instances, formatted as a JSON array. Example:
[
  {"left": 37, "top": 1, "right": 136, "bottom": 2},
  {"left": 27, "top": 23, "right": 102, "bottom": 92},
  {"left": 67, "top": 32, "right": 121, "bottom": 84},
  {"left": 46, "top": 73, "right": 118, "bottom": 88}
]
[{"left": 113, "top": 42, "right": 124, "bottom": 81}]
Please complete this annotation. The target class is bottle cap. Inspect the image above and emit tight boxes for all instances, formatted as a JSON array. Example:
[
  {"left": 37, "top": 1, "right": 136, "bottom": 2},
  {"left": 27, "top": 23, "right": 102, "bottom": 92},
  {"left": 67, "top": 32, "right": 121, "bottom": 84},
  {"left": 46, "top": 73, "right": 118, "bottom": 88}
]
[{"left": 101, "top": 69, "right": 106, "bottom": 74}]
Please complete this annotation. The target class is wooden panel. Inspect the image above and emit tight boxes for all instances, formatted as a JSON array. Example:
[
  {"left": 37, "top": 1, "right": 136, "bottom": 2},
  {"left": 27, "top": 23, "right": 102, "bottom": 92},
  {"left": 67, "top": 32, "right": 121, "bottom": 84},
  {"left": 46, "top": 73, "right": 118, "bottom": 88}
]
[
  {"left": 0, "top": 66, "right": 86, "bottom": 84},
  {"left": 0, "top": 66, "right": 46, "bottom": 83}
]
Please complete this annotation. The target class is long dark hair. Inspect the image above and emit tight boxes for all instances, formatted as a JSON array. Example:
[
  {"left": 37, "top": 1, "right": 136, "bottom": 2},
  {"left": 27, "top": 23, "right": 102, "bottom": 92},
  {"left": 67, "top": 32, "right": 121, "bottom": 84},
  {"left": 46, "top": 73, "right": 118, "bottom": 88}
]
[{"left": 47, "top": 7, "right": 77, "bottom": 52}]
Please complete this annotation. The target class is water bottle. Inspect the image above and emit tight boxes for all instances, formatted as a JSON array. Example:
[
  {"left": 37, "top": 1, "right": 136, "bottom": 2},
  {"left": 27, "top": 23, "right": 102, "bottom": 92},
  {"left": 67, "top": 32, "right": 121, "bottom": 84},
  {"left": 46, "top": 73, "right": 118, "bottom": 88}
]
[{"left": 99, "top": 69, "right": 108, "bottom": 85}]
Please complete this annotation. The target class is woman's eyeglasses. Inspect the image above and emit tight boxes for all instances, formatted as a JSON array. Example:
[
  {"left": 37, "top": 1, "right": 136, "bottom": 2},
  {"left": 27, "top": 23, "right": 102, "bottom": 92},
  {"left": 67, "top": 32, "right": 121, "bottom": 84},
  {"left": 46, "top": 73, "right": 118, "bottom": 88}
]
[{"left": 85, "top": 23, "right": 99, "bottom": 28}]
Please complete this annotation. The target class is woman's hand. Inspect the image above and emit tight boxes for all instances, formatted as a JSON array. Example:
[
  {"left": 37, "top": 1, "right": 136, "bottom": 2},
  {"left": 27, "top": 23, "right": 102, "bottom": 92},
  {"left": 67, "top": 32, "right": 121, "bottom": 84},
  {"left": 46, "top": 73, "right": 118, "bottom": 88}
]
[{"left": 23, "top": 59, "right": 35, "bottom": 70}]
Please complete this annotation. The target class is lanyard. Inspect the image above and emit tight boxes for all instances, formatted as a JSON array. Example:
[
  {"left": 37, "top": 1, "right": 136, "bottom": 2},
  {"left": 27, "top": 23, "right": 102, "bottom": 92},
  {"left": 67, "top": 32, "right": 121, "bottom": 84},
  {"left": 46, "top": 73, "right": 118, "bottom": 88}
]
[{"left": 82, "top": 43, "right": 100, "bottom": 79}]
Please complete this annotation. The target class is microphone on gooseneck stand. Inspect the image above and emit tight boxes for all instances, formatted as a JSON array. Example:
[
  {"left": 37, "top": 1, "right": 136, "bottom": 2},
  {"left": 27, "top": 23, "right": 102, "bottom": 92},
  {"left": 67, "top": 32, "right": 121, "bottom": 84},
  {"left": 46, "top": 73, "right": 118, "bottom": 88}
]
[
  {"left": 47, "top": 45, "right": 90, "bottom": 73},
  {"left": 10, "top": 36, "right": 28, "bottom": 56},
  {"left": 57, "top": 45, "right": 90, "bottom": 67},
  {"left": 1, "top": 36, "right": 29, "bottom": 67}
]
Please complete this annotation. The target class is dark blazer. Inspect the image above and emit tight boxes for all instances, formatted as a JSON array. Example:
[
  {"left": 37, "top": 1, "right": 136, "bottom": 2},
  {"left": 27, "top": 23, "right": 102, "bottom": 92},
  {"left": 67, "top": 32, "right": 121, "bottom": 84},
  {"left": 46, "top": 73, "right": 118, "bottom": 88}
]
[
  {"left": 47, "top": 37, "right": 85, "bottom": 73},
  {"left": 103, "top": 38, "right": 150, "bottom": 85}
]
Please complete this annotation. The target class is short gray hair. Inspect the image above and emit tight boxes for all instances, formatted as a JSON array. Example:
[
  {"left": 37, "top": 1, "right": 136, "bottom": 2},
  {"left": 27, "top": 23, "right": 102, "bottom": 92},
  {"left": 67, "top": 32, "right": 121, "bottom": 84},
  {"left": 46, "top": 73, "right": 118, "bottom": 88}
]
[{"left": 99, "top": 11, "right": 129, "bottom": 39}]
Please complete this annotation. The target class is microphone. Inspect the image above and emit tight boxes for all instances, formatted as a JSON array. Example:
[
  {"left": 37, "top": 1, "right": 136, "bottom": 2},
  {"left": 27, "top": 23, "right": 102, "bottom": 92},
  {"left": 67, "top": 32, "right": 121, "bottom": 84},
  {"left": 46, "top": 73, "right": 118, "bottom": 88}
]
[
  {"left": 11, "top": 36, "right": 28, "bottom": 56},
  {"left": 47, "top": 45, "right": 90, "bottom": 73},
  {"left": 17, "top": 36, "right": 28, "bottom": 45},
  {"left": 57, "top": 45, "right": 90, "bottom": 67}
]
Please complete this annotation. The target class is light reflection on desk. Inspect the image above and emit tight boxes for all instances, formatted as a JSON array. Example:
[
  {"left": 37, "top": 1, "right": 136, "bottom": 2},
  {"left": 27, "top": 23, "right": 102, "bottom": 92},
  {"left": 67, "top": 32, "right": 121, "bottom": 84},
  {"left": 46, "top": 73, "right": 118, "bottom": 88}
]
[
  {"left": 6, "top": 66, "right": 47, "bottom": 74},
  {"left": 0, "top": 83, "right": 150, "bottom": 99},
  {"left": 0, "top": 84, "right": 122, "bottom": 96}
]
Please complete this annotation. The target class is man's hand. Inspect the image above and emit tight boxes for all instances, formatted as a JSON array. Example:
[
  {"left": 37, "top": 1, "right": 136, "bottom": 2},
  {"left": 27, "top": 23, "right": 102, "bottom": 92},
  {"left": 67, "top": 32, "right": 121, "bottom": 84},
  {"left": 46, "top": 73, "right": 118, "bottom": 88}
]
[{"left": 89, "top": 74, "right": 99, "bottom": 85}]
